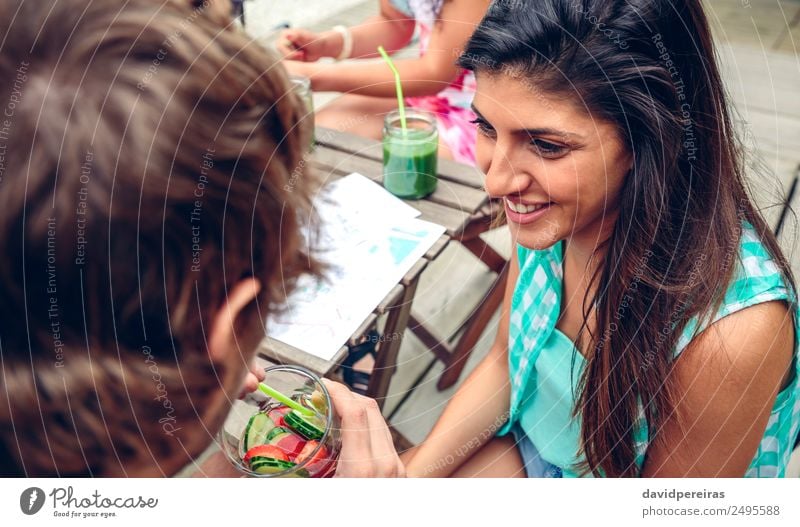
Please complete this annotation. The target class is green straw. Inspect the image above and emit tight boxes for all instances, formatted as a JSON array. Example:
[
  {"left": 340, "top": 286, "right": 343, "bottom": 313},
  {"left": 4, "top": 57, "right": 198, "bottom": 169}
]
[
  {"left": 377, "top": 45, "right": 408, "bottom": 136},
  {"left": 258, "top": 383, "right": 315, "bottom": 416}
]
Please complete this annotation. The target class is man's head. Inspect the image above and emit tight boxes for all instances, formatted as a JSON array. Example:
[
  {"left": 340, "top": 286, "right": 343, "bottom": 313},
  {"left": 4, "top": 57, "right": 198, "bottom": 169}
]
[{"left": 0, "top": 0, "right": 315, "bottom": 476}]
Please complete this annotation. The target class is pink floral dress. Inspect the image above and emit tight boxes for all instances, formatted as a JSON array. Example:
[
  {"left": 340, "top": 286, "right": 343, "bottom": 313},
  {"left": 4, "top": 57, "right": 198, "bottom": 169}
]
[{"left": 390, "top": 0, "right": 478, "bottom": 165}]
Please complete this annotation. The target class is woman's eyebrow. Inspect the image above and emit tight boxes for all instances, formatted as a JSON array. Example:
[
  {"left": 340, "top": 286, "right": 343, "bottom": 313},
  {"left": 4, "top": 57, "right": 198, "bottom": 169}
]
[
  {"left": 471, "top": 103, "right": 584, "bottom": 141},
  {"left": 522, "top": 127, "right": 584, "bottom": 141},
  {"left": 470, "top": 103, "right": 490, "bottom": 123}
]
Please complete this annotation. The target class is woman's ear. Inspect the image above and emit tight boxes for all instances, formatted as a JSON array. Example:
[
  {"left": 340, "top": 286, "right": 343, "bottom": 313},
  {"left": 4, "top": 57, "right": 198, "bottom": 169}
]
[{"left": 208, "top": 278, "right": 261, "bottom": 364}]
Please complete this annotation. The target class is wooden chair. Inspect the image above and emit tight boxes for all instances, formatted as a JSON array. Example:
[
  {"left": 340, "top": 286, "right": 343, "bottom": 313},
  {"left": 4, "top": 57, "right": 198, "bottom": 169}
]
[
  {"left": 409, "top": 200, "right": 509, "bottom": 390},
  {"left": 309, "top": 127, "right": 508, "bottom": 392}
]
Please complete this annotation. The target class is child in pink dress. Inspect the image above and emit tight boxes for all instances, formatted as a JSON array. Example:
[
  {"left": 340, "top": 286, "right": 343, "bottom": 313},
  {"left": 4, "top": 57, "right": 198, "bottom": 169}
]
[
  {"left": 395, "top": 0, "right": 478, "bottom": 165},
  {"left": 277, "top": 0, "right": 488, "bottom": 165}
]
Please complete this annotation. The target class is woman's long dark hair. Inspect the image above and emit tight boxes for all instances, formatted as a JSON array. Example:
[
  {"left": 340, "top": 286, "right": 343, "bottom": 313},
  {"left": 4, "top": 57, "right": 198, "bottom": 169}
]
[{"left": 459, "top": 0, "right": 796, "bottom": 476}]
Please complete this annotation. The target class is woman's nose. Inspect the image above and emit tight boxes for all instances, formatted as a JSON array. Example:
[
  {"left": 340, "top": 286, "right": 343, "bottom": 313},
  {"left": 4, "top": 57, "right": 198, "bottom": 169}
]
[{"left": 483, "top": 141, "right": 531, "bottom": 198}]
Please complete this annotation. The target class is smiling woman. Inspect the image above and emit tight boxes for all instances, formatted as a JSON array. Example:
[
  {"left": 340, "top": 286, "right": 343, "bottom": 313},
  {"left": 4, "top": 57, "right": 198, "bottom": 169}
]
[{"left": 403, "top": 0, "right": 800, "bottom": 478}]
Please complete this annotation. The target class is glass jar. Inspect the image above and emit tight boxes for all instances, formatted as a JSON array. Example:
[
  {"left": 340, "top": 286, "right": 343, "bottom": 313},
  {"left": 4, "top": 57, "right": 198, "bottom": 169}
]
[
  {"left": 382, "top": 109, "right": 439, "bottom": 199},
  {"left": 290, "top": 75, "right": 315, "bottom": 149},
  {"left": 218, "top": 365, "right": 340, "bottom": 478}
]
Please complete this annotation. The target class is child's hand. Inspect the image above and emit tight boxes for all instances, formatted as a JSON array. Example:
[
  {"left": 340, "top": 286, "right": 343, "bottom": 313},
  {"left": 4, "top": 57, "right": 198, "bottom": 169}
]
[
  {"left": 323, "top": 380, "right": 406, "bottom": 478},
  {"left": 274, "top": 29, "right": 329, "bottom": 62},
  {"left": 238, "top": 360, "right": 265, "bottom": 399}
]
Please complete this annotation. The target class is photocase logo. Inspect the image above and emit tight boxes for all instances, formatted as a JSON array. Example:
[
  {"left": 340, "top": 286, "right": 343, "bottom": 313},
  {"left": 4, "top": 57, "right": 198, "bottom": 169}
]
[{"left": 20, "top": 487, "right": 45, "bottom": 515}]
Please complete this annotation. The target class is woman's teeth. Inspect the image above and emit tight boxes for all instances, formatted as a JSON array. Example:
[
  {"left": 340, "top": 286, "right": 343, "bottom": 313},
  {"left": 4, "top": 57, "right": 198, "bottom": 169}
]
[{"left": 506, "top": 199, "right": 548, "bottom": 214}]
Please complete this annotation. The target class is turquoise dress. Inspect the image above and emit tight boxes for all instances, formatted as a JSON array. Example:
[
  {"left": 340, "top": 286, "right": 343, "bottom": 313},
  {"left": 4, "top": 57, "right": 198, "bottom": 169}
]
[{"left": 500, "top": 224, "right": 800, "bottom": 477}]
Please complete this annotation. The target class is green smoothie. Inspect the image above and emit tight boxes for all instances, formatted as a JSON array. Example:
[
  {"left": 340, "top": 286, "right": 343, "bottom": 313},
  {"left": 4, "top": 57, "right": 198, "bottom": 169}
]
[{"left": 382, "top": 129, "right": 439, "bottom": 199}]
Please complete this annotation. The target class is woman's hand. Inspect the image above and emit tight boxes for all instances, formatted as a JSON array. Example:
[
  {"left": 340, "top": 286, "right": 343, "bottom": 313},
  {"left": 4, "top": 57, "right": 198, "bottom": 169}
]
[
  {"left": 275, "top": 28, "right": 340, "bottom": 62},
  {"left": 323, "top": 380, "right": 406, "bottom": 478}
]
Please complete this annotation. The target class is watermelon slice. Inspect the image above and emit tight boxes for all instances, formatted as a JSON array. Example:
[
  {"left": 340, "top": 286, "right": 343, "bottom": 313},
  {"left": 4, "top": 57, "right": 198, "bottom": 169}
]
[
  {"left": 268, "top": 406, "right": 289, "bottom": 427},
  {"left": 295, "top": 440, "right": 329, "bottom": 466},
  {"left": 243, "top": 444, "right": 288, "bottom": 464},
  {"left": 273, "top": 432, "right": 306, "bottom": 460}
]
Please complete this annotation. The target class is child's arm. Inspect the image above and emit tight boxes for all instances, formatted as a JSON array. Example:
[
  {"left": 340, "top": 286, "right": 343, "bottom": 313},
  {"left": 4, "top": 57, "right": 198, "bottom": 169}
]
[
  {"left": 285, "top": 0, "right": 491, "bottom": 98},
  {"left": 276, "top": 0, "right": 416, "bottom": 62},
  {"left": 642, "top": 300, "right": 795, "bottom": 477},
  {"left": 403, "top": 249, "right": 519, "bottom": 478}
]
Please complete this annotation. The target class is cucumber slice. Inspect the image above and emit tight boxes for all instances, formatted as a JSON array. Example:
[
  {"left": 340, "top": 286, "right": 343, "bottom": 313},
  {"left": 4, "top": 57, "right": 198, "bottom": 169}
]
[
  {"left": 252, "top": 463, "right": 308, "bottom": 477},
  {"left": 266, "top": 426, "right": 291, "bottom": 443},
  {"left": 284, "top": 410, "right": 325, "bottom": 440},
  {"left": 243, "top": 412, "right": 275, "bottom": 452},
  {"left": 249, "top": 456, "right": 296, "bottom": 475},
  {"left": 285, "top": 468, "right": 311, "bottom": 478}
]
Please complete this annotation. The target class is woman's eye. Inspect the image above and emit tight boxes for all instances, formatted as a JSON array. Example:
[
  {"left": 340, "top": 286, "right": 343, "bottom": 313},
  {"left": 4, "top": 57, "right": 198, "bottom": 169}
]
[
  {"left": 530, "top": 139, "right": 567, "bottom": 157},
  {"left": 469, "top": 118, "right": 495, "bottom": 137}
]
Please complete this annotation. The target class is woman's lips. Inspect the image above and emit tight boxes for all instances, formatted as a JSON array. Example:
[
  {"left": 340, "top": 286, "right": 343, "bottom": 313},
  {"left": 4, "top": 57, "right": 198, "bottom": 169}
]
[{"left": 504, "top": 197, "right": 553, "bottom": 225}]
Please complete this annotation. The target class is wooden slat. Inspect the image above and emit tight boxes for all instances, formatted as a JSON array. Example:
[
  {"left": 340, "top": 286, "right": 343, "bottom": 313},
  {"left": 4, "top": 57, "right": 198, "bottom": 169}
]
[
  {"left": 316, "top": 126, "right": 486, "bottom": 190},
  {"left": 717, "top": 42, "right": 800, "bottom": 120},
  {"left": 328, "top": 346, "right": 351, "bottom": 370},
  {"left": 424, "top": 234, "right": 450, "bottom": 260},
  {"left": 315, "top": 126, "right": 383, "bottom": 157},
  {"left": 377, "top": 284, "right": 405, "bottom": 315},
  {"left": 436, "top": 264, "right": 508, "bottom": 389},
  {"left": 313, "top": 145, "right": 487, "bottom": 214},
  {"left": 399, "top": 197, "right": 470, "bottom": 236},
  {"left": 706, "top": 1, "right": 800, "bottom": 51},
  {"left": 258, "top": 337, "right": 344, "bottom": 377},
  {"left": 311, "top": 159, "right": 470, "bottom": 235},
  {"left": 407, "top": 314, "right": 453, "bottom": 364},
  {"left": 402, "top": 258, "right": 429, "bottom": 287},
  {"left": 254, "top": 355, "right": 278, "bottom": 369},
  {"left": 367, "top": 274, "right": 421, "bottom": 407},
  {"left": 437, "top": 157, "right": 485, "bottom": 190},
  {"left": 348, "top": 313, "right": 379, "bottom": 346}
]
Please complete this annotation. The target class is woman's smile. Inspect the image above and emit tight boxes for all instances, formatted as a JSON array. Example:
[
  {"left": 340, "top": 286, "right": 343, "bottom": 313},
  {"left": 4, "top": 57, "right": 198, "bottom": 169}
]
[{"left": 504, "top": 197, "right": 554, "bottom": 225}]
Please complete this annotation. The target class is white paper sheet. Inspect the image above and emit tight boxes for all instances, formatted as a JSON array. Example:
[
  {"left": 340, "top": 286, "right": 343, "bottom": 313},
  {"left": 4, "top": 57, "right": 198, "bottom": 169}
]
[{"left": 267, "top": 174, "right": 446, "bottom": 361}]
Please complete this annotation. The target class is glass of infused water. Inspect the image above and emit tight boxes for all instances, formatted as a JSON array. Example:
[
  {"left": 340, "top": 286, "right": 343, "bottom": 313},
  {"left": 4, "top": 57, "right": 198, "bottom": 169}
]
[
  {"left": 218, "top": 365, "right": 340, "bottom": 478},
  {"left": 290, "top": 75, "right": 315, "bottom": 149},
  {"left": 382, "top": 109, "right": 439, "bottom": 199}
]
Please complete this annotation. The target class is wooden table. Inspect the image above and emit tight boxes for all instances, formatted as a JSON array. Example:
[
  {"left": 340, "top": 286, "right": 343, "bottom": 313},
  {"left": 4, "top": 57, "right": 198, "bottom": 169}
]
[{"left": 257, "top": 127, "right": 507, "bottom": 407}]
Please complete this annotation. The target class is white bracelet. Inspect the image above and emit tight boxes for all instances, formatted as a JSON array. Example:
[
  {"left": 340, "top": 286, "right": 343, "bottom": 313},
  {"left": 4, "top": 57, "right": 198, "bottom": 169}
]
[{"left": 331, "top": 25, "right": 353, "bottom": 61}]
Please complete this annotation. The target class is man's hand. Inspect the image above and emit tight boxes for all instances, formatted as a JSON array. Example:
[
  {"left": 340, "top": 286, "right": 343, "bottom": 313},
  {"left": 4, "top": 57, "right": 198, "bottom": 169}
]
[
  {"left": 324, "top": 380, "right": 406, "bottom": 478},
  {"left": 238, "top": 360, "right": 265, "bottom": 399}
]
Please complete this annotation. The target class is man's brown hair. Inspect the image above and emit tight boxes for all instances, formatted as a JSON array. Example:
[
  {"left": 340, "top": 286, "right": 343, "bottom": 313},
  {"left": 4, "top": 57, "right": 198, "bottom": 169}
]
[{"left": 0, "top": 0, "right": 316, "bottom": 475}]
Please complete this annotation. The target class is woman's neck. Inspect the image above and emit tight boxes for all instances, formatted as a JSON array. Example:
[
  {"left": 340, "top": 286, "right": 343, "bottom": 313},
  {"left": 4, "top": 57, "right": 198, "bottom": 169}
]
[
  {"left": 563, "top": 213, "right": 617, "bottom": 277},
  {"left": 558, "top": 215, "right": 616, "bottom": 351}
]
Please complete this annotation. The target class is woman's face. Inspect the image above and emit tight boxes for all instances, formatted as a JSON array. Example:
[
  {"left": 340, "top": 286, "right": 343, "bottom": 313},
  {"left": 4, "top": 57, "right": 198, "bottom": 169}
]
[{"left": 472, "top": 71, "right": 632, "bottom": 252}]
